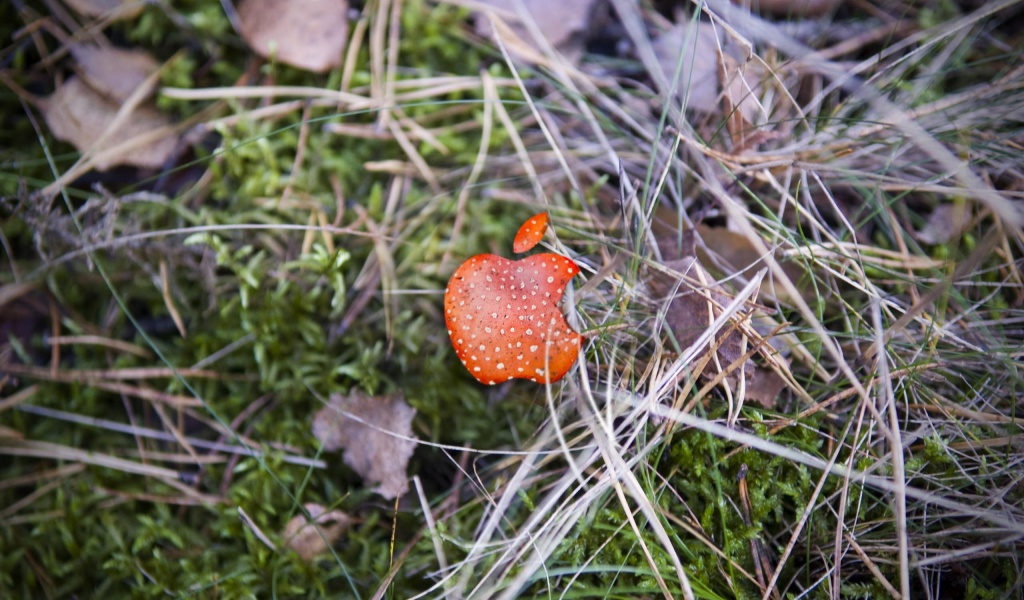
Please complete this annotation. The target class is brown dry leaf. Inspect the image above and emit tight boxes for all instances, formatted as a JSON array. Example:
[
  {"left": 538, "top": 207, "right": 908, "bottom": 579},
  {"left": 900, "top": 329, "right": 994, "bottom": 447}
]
[
  {"left": 719, "top": 52, "right": 779, "bottom": 151},
  {"left": 650, "top": 230, "right": 786, "bottom": 407},
  {"left": 737, "top": 0, "right": 844, "bottom": 19},
  {"left": 652, "top": 208, "right": 811, "bottom": 304},
  {"left": 744, "top": 366, "right": 787, "bottom": 407},
  {"left": 62, "top": 0, "right": 144, "bottom": 20},
  {"left": 695, "top": 223, "right": 811, "bottom": 304},
  {"left": 283, "top": 503, "right": 352, "bottom": 561},
  {"left": 655, "top": 21, "right": 791, "bottom": 151},
  {"left": 71, "top": 43, "right": 160, "bottom": 103},
  {"left": 238, "top": 0, "right": 349, "bottom": 73},
  {"left": 473, "top": 0, "right": 599, "bottom": 62},
  {"left": 40, "top": 76, "right": 178, "bottom": 170},
  {"left": 915, "top": 202, "right": 972, "bottom": 245},
  {"left": 312, "top": 391, "right": 416, "bottom": 499},
  {"left": 653, "top": 21, "right": 723, "bottom": 114}
]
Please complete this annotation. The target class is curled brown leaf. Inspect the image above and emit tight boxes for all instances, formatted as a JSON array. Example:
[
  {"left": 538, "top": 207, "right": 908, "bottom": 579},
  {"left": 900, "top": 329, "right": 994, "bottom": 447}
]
[
  {"left": 283, "top": 503, "right": 352, "bottom": 561},
  {"left": 312, "top": 391, "right": 417, "bottom": 499},
  {"left": 71, "top": 43, "right": 160, "bottom": 102},
  {"left": 473, "top": 0, "right": 600, "bottom": 62},
  {"left": 238, "top": 0, "right": 349, "bottom": 73},
  {"left": 40, "top": 77, "right": 178, "bottom": 170},
  {"left": 649, "top": 230, "right": 786, "bottom": 407}
]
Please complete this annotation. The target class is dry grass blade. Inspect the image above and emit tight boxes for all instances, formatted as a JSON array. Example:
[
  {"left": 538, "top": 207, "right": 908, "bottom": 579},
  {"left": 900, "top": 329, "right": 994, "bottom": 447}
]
[
  {"left": 0, "top": 463, "right": 86, "bottom": 493},
  {"left": 645, "top": 403, "right": 1024, "bottom": 535},
  {"left": 14, "top": 404, "right": 325, "bottom": 469},
  {"left": 2, "top": 364, "right": 204, "bottom": 407},
  {"left": 699, "top": 0, "right": 1024, "bottom": 229},
  {"left": 0, "top": 385, "right": 39, "bottom": 413},
  {"left": 1, "top": 438, "right": 182, "bottom": 481},
  {"left": 44, "top": 335, "right": 154, "bottom": 358},
  {"left": 2, "top": 364, "right": 251, "bottom": 382}
]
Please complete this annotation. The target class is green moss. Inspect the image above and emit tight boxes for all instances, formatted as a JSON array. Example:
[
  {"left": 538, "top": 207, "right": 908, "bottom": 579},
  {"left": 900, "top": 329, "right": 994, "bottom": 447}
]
[{"left": 0, "top": 0, "right": 557, "bottom": 593}]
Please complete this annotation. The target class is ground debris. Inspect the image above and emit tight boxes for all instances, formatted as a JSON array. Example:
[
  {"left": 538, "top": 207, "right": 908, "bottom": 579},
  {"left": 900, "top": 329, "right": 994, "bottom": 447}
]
[
  {"left": 40, "top": 76, "right": 178, "bottom": 171},
  {"left": 647, "top": 229, "right": 786, "bottom": 407},
  {"left": 238, "top": 0, "right": 350, "bottom": 73},
  {"left": 282, "top": 503, "right": 352, "bottom": 561},
  {"left": 312, "top": 391, "right": 417, "bottom": 499}
]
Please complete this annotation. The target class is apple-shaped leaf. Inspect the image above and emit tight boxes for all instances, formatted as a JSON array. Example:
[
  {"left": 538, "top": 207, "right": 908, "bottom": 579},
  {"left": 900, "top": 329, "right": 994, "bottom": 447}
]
[{"left": 445, "top": 214, "right": 582, "bottom": 385}]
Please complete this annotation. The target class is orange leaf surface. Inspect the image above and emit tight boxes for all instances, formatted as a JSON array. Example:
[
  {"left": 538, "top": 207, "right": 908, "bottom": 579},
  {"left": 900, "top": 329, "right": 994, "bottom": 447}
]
[
  {"left": 445, "top": 213, "right": 581, "bottom": 385},
  {"left": 513, "top": 212, "right": 549, "bottom": 253}
]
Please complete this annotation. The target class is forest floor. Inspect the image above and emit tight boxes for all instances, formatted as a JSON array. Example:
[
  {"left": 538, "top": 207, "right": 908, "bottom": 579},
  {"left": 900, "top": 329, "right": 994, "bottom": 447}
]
[{"left": 2, "top": 0, "right": 1023, "bottom": 598}]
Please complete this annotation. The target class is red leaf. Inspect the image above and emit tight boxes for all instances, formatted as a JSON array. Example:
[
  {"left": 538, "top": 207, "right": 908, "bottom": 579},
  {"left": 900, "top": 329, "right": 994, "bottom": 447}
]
[{"left": 513, "top": 212, "right": 549, "bottom": 253}]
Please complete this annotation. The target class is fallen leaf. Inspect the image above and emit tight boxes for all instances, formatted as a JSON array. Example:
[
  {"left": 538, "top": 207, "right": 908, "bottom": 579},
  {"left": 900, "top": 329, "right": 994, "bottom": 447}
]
[
  {"left": 652, "top": 21, "right": 722, "bottom": 114},
  {"left": 719, "top": 52, "right": 777, "bottom": 151},
  {"left": 40, "top": 77, "right": 178, "bottom": 171},
  {"left": 651, "top": 207, "right": 812, "bottom": 304},
  {"left": 312, "top": 391, "right": 417, "bottom": 499},
  {"left": 71, "top": 43, "right": 160, "bottom": 102},
  {"left": 283, "top": 503, "right": 352, "bottom": 561},
  {"left": 652, "top": 239, "right": 742, "bottom": 363},
  {"left": 738, "top": 0, "right": 844, "bottom": 19},
  {"left": 238, "top": 0, "right": 349, "bottom": 73},
  {"left": 744, "top": 365, "right": 787, "bottom": 407},
  {"left": 649, "top": 230, "right": 786, "bottom": 407},
  {"left": 61, "top": 0, "right": 144, "bottom": 20},
  {"left": 473, "top": 0, "right": 599, "bottom": 62},
  {"left": 915, "top": 201, "right": 972, "bottom": 245},
  {"left": 655, "top": 20, "right": 793, "bottom": 151},
  {"left": 695, "top": 223, "right": 811, "bottom": 304}
]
